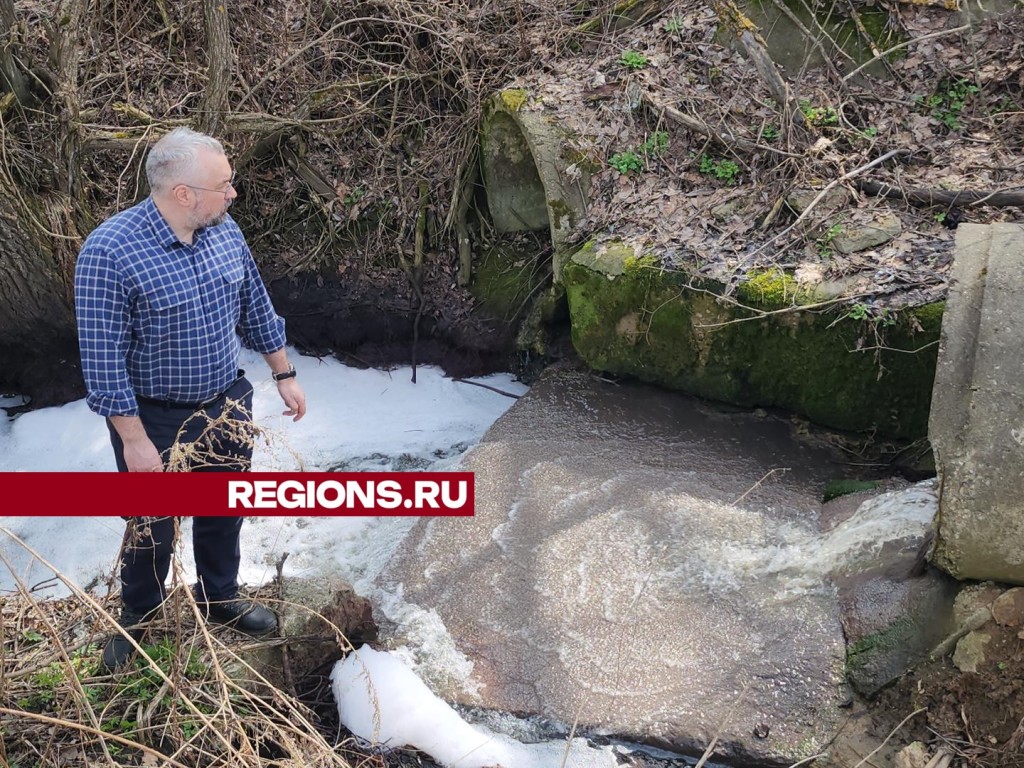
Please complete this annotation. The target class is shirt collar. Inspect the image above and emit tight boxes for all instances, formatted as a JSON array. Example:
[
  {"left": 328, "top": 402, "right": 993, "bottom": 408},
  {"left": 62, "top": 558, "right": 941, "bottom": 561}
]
[{"left": 143, "top": 197, "right": 183, "bottom": 248}]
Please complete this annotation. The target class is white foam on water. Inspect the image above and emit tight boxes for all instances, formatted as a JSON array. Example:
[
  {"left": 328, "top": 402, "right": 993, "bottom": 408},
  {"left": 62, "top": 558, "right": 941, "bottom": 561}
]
[{"left": 332, "top": 646, "right": 618, "bottom": 768}]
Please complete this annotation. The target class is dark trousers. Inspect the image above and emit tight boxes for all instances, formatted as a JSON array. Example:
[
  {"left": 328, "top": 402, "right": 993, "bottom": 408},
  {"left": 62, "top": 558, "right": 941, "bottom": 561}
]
[{"left": 107, "top": 376, "right": 254, "bottom": 614}]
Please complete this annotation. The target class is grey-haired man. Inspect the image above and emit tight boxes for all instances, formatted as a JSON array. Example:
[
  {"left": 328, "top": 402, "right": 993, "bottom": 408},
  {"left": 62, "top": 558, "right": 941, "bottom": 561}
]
[{"left": 75, "top": 127, "right": 306, "bottom": 670}]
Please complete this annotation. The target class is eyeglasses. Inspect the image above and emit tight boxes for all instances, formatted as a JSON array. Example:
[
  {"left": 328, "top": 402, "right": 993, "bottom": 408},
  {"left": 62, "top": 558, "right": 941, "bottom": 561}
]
[{"left": 181, "top": 176, "right": 236, "bottom": 197}]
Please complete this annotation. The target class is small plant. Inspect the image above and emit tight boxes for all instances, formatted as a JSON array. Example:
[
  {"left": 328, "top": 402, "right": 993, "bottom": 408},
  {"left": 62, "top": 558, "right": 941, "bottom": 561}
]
[
  {"left": 934, "top": 211, "right": 947, "bottom": 224},
  {"left": 990, "top": 96, "right": 1021, "bottom": 116},
  {"left": 922, "top": 78, "right": 979, "bottom": 130},
  {"left": 21, "top": 629, "right": 44, "bottom": 645},
  {"left": 799, "top": 99, "right": 839, "bottom": 127},
  {"left": 619, "top": 50, "right": 649, "bottom": 70},
  {"left": 609, "top": 151, "right": 643, "bottom": 175},
  {"left": 698, "top": 154, "right": 740, "bottom": 184},
  {"left": 639, "top": 131, "right": 669, "bottom": 157},
  {"left": 860, "top": 126, "right": 878, "bottom": 138},
  {"left": 663, "top": 17, "right": 683, "bottom": 34},
  {"left": 817, "top": 221, "right": 844, "bottom": 257},
  {"left": 760, "top": 124, "right": 779, "bottom": 142},
  {"left": 846, "top": 302, "right": 897, "bottom": 328},
  {"left": 343, "top": 186, "right": 365, "bottom": 205},
  {"left": 848, "top": 302, "right": 870, "bottom": 321}
]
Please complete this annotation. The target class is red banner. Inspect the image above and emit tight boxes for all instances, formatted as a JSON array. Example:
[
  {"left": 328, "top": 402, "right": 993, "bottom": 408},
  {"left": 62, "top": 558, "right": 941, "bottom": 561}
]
[{"left": 2, "top": 472, "right": 475, "bottom": 516}]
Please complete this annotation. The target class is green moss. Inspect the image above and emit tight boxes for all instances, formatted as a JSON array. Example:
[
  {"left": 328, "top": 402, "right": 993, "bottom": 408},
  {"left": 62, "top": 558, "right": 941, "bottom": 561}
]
[
  {"left": 846, "top": 618, "right": 915, "bottom": 673},
  {"left": 470, "top": 241, "right": 548, "bottom": 323},
  {"left": 563, "top": 147, "right": 602, "bottom": 173},
  {"left": 516, "top": 285, "right": 567, "bottom": 356},
  {"left": 547, "top": 198, "right": 574, "bottom": 230},
  {"left": 562, "top": 261, "right": 942, "bottom": 439},
  {"left": 823, "top": 479, "right": 880, "bottom": 502},
  {"left": 499, "top": 89, "right": 529, "bottom": 112},
  {"left": 623, "top": 253, "right": 659, "bottom": 274},
  {"left": 908, "top": 301, "right": 945, "bottom": 333},
  {"left": 736, "top": 269, "right": 813, "bottom": 309}
]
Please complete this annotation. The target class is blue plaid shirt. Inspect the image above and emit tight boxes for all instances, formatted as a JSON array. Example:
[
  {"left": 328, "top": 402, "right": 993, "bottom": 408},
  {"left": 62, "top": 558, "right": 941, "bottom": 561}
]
[{"left": 75, "top": 198, "right": 287, "bottom": 417}]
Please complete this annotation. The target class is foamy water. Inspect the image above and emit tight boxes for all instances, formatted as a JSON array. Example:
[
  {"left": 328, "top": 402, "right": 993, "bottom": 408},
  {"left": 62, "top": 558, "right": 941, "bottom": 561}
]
[{"left": 665, "top": 480, "right": 937, "bottom": 597}]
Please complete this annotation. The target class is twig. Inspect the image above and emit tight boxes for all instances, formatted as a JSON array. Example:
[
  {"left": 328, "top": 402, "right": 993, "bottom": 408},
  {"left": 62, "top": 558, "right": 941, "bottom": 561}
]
[
  {"left": 275, "top": 551, "right": 297, "bottom": 698},
  {"left": 843, "top": 25, "right": 972, "bottom": 82},
  {"left": 851, "top": 708, "right": 927, "bottom": 768},
  {"left": 694, "top": 682, "right": 751, "bottom": 768},
  {"left": 451, "top": 378, "right": 522, "bottom": 399},
  {"left": 923, "top": 747, "right": 953, "bottom": 768},
  {"left": 731, "top": 148, "right": 906, "bottom": 272},
  {"left": 0, "top": 707, "right": 193, "bottom": 768},
  {"left": 855, "top": 179, "right": 1024, "bottom": 208},
  {"left": 643, "top": 90, "right": 802, "bottom": 157},
  {"left": 930, "top": 607, "right": 992, "bottom": 660},
  {"left": 733, "top": 467, "right": 790, "bottom": 505}
]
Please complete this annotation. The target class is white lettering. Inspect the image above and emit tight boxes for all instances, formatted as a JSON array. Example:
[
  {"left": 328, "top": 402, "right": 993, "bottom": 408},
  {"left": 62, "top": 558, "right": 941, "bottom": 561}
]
[
  {"left": 254, "top": 481, "right": 277, "bottom": 508},
  {"left": 346, "top": 480, "right": 372, "bottom": 508},
  {"left": 415, "top": 481, "right": 441, "bottom": 509},
  {"left": 376, "top": 480, "right": 403, "bottom": 509},
  {"left": 277, "top": 480, "right": 305, "bottom": 509},
  {"left": 440, "top": 481, "right": 468, "bottom": 509},
  {"left": 316, "top": 480, "right": 346, "bottom": 509},
  {"left": 227, "top": 481, "right": 253, "bottom": 509}
]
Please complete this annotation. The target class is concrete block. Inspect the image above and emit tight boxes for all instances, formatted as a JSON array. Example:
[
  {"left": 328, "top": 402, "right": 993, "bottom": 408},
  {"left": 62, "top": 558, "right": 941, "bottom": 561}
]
[{"left": 931, "top": 223, "right": 1024, "bottom": 584}]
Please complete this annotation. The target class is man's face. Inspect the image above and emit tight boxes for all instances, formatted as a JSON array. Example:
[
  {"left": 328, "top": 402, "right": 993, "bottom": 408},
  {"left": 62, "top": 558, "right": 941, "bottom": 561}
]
[{"left": 182, "top": 148, "right": 237, "bottom": 230}]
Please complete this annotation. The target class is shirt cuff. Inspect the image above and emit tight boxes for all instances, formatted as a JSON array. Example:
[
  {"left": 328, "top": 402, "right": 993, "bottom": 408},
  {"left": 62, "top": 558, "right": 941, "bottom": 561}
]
[{"left": 86, "top": 390, "right": 140, "bottom": 418}]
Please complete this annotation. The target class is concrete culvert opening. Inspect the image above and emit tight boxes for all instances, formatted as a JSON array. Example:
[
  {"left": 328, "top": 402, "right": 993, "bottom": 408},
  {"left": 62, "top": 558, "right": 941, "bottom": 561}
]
[
  {"left": 481, "top": 110, "right": 549, "bottom": 235},
  {"left": 480, "top": 91, "right": 591, "bottom": 283}
]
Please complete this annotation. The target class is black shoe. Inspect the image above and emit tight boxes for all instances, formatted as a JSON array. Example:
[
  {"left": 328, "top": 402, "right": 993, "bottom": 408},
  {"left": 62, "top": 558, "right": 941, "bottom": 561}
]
[
  {"left": 203, "top": 599, "right": 277, "bottom": 636},
  {"left": 101, "top": 610, "right": 148, "bottom": 671}
]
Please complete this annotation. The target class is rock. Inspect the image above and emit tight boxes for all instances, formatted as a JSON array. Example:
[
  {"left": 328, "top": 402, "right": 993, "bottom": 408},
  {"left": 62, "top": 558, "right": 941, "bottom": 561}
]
[
  {"left": 895, "top": 741, "right": 930, "bottom": 768},
  {"left": 786, "top": 187, "right": 851, "bottom": 213},
  {"left": 375, "top": 369, "right": 938, "bottom": 765},
  {"left": 831, "top": 212, "right": 902, "bottom": 254},
  {"left": 710, "top": 195, "right": 752, "bottom": 220},
  {"left": 242, "top": 576, "right": 377, "bottom": 691},
  {"left": 952, "top": 631, "right": 991, "bottom": 673},
  {"left": 827, "top": 483, "right": 959, "bottom": 697},
  {"left": 991, "top": 587, "right": 1024, "bottom": 627},
  {"left": 953, "top": 582, "right": 1001, "bottom": 628}
]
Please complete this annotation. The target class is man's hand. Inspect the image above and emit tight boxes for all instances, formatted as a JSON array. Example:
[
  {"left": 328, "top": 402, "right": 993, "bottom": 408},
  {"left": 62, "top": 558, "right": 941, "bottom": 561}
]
[
  {"left": 277, "top": 378, "right": 306, "bottom": 421},
  {"left": 123, "top": 436, "right": 164, "bottom": 472},
  {"left": 109, "top": 415, "right": 163, "bottom": 472}
]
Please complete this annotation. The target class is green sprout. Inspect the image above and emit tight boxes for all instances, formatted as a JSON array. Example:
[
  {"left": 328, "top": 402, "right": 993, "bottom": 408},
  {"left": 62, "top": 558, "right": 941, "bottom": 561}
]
[
  {"left": 609, "top": 151, "right": 643, "bottom": 175},
  {"left": 619, "top": 50, "right": 649, "bottom": 70},
  {"left": 800, "top": 100, "right": 839, "bottom": 127},
  {"left": 698, "top": 155, "right": 740, "bottom": 184}
]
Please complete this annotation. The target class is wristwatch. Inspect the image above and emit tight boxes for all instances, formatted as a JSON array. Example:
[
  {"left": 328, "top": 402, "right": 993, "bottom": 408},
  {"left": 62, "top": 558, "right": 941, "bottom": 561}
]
[{"left": 272, "top": 364, "right": 297, "bottom": 382}]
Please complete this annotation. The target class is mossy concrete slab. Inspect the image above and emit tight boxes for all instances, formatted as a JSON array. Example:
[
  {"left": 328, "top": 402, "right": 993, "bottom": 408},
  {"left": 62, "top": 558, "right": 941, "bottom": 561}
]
[{"left": 563, "top": 243, "right": 941, "bottom": 439}]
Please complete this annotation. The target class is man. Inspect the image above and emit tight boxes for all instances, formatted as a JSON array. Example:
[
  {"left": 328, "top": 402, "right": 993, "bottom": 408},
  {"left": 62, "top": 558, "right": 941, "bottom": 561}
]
[{"left": 74, "top": 127, "right": 307, "bottom": 671}]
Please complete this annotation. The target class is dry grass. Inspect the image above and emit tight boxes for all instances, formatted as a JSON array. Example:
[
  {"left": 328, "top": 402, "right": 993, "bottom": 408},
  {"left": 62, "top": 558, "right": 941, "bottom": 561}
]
[{"left": 0, "top": 526, "right": 366, "bottom": 768}]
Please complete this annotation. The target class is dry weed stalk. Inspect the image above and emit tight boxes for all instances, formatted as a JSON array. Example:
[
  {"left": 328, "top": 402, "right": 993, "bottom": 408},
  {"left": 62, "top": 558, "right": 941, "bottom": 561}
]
[{"left": 163, "top": 395, "right": 306, "bottom": 473}]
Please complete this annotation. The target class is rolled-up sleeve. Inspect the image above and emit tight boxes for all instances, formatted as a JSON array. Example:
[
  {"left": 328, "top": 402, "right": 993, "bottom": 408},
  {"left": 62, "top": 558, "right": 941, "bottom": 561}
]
[
  {"left": 74, "top": 246, "right": 138, "bottom": 416},
  {"left": 237, "top": 244, "right": 287, "bottom": 354}
]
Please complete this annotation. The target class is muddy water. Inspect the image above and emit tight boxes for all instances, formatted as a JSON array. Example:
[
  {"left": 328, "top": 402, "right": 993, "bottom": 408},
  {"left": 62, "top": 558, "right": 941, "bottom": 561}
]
[
  {"left": 479, "top": 369, "right": 932, "bottom": 599},
  {"left": 380, "top": 368, "right": 938, "bottom": 764},
  {"left": 484, "top": 368, "right": 856, "bottom": 523}
]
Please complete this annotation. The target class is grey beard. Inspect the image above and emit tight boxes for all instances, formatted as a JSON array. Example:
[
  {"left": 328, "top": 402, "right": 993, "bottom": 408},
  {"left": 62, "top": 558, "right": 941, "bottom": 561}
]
[{"left": 192, "top": 209, "right": 228, "bottom": 230}]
